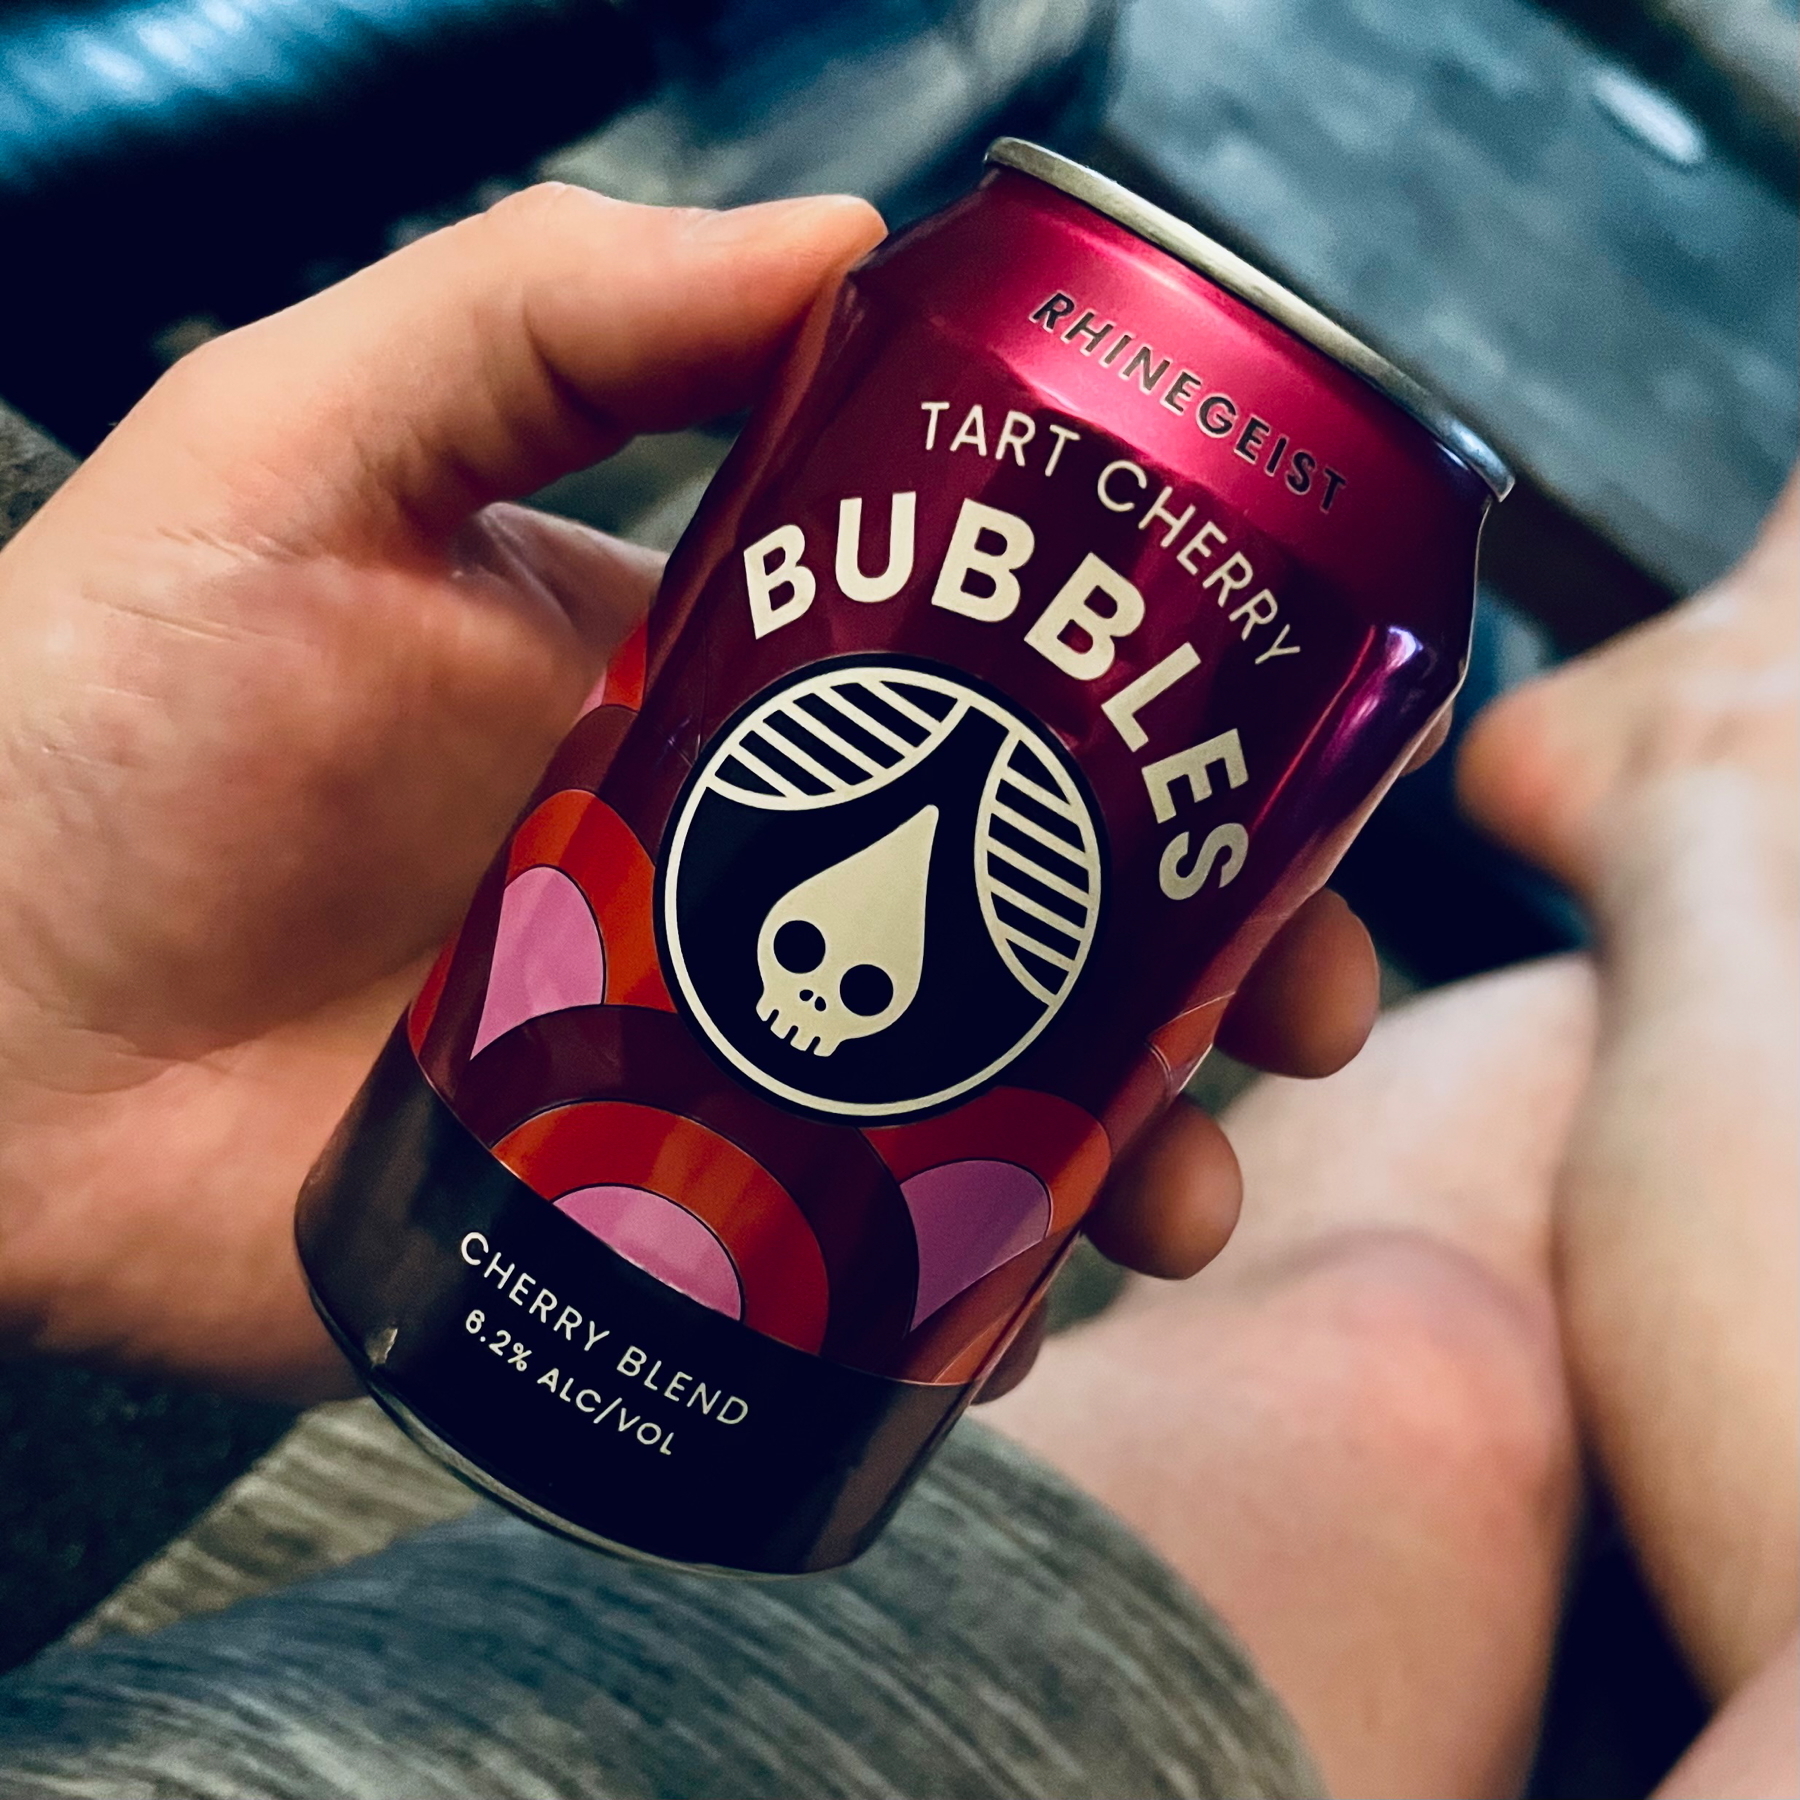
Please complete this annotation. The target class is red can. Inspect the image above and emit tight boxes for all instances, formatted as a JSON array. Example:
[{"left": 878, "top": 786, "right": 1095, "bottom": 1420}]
[{"left": 298, "top": 139, "right": 1510, "bottom": 1574}]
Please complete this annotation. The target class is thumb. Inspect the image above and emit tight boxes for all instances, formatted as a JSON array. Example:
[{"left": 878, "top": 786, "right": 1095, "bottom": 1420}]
[{"left": 59, "top": 185, "right": 887, "bottom": 562}]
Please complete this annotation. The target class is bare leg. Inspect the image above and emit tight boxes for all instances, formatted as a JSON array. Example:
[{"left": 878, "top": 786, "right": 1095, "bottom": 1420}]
[
  {"left": 1462, "top": 480, "right": 1799, "bottom": 1707},
  {"left": 1655, "top": 1629, "right": 1798, "bottom": 1800},
  {"left": 996, "top": 474, "right": 1799, "bottom": 1796},
  {"left": 988, "top": 957, "right": 1592, "bottom": 1799}
]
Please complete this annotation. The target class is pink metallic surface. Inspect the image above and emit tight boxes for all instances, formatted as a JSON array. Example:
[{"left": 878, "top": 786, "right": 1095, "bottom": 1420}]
[
  {"left": 627, "top": 159, "right": 1489, "bottom": 1109},
  {"left": 406, "top": 155, "right": 1493, "bottom": 1386}
]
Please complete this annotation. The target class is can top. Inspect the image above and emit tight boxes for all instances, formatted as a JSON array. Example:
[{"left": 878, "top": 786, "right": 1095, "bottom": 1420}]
[{"left": 986, "top": 139, "right": 1514, "bottom": 502}]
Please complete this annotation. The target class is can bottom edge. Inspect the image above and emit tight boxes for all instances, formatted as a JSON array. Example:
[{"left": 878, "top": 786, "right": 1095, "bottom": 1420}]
[
  {"left": 296, "top": 1026, "right": 971, "bottom": 1578},
  {"left": 307, "top": 1276, "right": 809, "bottom": 1580}
]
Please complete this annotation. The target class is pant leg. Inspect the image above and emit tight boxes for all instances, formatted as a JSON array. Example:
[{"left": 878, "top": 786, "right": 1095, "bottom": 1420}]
[{"left": 0, "top": 1423, "right": 1319, "bottom": 1800}]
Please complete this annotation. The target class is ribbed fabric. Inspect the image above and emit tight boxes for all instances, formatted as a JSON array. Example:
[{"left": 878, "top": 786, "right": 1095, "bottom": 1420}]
[
  {"left": 0, "top": 1422, "right": 1320, "bottom": 1799},
  {"left": 61, "top": 1400, "right": 478, "bottom": 1649}
]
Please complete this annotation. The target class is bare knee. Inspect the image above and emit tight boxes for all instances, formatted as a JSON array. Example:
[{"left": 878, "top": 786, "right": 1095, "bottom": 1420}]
[
  {"left": 1092, "top": 1225, "right": 1580, "bottom": 1555},
  {"left": 1006, "top": 1229, "right": 1579, "bottom": 1800},
  {"left": 1262, "top": 1229, "right": 1578, "bottom": 1551},
  {"left": 1218, "top": 958, "right": 1597, "bottom": 1295}
]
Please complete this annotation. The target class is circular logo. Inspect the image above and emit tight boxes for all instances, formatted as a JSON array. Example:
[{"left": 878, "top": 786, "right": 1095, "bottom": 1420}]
[{"left": 658, "top": 658, "right": 1104, "bottom": 1122}]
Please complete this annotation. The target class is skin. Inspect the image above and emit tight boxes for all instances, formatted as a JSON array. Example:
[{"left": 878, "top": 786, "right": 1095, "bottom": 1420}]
[
  {"left": 993, "top": 472, "right": 1799, "bottom": 1796},
  {"left": 0, "top": 186, "right": 1381, "bottom": 1404},
  {"left": 990, "top": 956, "right": 1590, "bottom": 1797},
  {"left": 1462, "top": 470, "right": 1800, "bottom": 1704},
  {"left": 2, "top": 177, "right": 1791, "bottom": 1800}
]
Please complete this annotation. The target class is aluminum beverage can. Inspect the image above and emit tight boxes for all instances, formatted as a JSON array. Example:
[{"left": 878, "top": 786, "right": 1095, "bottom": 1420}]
[{"left": 297, "top": 139, "right": 1511, "bottom": 1575}]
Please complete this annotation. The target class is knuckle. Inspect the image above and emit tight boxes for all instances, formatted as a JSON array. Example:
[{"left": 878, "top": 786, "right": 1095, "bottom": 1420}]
[
  {"left": 476, "top": 181, "right": 624, "bottom": 246},
  {"left": 142, "top": 324, "right": 243, "bottom": 414}
]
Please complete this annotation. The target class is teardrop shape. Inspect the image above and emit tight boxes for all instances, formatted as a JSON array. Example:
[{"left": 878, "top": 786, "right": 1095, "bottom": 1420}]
[{"left": 755, "top": 805, "right": 938, "bottom": 1057}]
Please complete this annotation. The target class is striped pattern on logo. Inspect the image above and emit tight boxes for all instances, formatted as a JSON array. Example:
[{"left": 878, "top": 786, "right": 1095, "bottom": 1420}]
[
  {"left": 710, "top": 671, "right": 969, "bottom": 811},
  {"left": 974, "top": 734, "right": 1102, "bottom": 1007}
]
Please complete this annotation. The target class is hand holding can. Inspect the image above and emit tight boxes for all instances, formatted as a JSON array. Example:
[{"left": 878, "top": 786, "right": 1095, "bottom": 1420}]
[{"left": 298, "top": 141, "right": 1511, "bottom": 1574}]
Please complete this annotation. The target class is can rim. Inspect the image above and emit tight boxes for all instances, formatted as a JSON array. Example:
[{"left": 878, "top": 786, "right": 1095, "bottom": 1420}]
[{"left": 985, "top": 138, "right": 1515, "bottom": 502}]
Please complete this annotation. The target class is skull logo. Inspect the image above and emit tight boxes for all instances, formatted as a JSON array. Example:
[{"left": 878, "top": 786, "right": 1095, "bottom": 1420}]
[
  {"left": 755, "top": 806, "right": 938, "bottom": 1056},
  {"left": 660, "top": 658, "right": 1102, "bottom": 1120}
]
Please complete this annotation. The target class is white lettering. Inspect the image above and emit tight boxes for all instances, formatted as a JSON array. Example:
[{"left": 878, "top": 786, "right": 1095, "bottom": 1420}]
[
  {"left": 1141, "top": 485, "right": 1196, "bottom": 548},
  {"left": 1043, "top": 423, "right": 1080, "bottom": 477},
  {"left": 994, "top": 410, "right": 1037, "bottom": 467},
  {"left": 1098, "top": 458, "right": 1147, "bottom": 512},
  {"left": 1228, "top": 589, "right": 1279, "bottom": 638},
  {"left": 1101, "top": 643, "right": 1202, "bottom": 750},
  {"left": 1142, "top": 731, "right": 1250, "bottom": 823},
  {"left": 743, "top": 523, "right": 815, "bottom": 638},
  {"left": 949, "top": 404, "right": 988, "bottom": 456},
  {"left": 1177, "top": 521, "right": 1227, "bottom": 573},
  {"left": 931, "top": 499, "right": 1035, "bottom": 622},
  {"left": 1254, "top": 623, "right": 1302, "bottom": 663},
  {"left": 1202, "top": 551, "right": 1254, "bottom": 604},
  {"left": 1160, "top": 823, "right": 1249, "bottom": 899},
  {"left": 1024, "top": 552, "right": 1144, "bottom": 681},
  {"left": 835, "top": 493, "right": 916, "bottom": 603}
]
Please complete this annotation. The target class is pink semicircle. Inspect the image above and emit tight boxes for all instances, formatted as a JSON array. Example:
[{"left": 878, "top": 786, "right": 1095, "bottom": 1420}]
[
  {"left": 901, "top": 1159, "right": 1052, "bottom": 1329},
  {"left": 555, "top": 1184, "right": 744, "bottom": 1320},
  {"left": 472, "top": 866, "right": 606, "bottom": 1056}
]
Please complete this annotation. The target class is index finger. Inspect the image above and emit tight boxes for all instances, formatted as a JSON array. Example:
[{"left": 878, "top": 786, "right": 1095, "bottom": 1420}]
[{"left": 73, "top": 186, "right": 887, "bottom": 559}]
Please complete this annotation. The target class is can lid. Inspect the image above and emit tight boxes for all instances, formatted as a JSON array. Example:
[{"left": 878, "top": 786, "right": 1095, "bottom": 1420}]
[{"left": 986, "top": 139, "right": 1514, "bottom": 502}]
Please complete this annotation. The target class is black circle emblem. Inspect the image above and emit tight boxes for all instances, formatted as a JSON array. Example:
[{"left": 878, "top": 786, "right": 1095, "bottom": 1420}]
[{"left": 658, "top": 658, "right": 1105, "bottom": 1122}]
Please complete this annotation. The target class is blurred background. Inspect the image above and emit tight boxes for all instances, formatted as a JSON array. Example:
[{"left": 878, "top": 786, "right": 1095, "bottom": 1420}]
[{"left": 1, "top": 0, "right": 1795, "bottom": 1792}]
